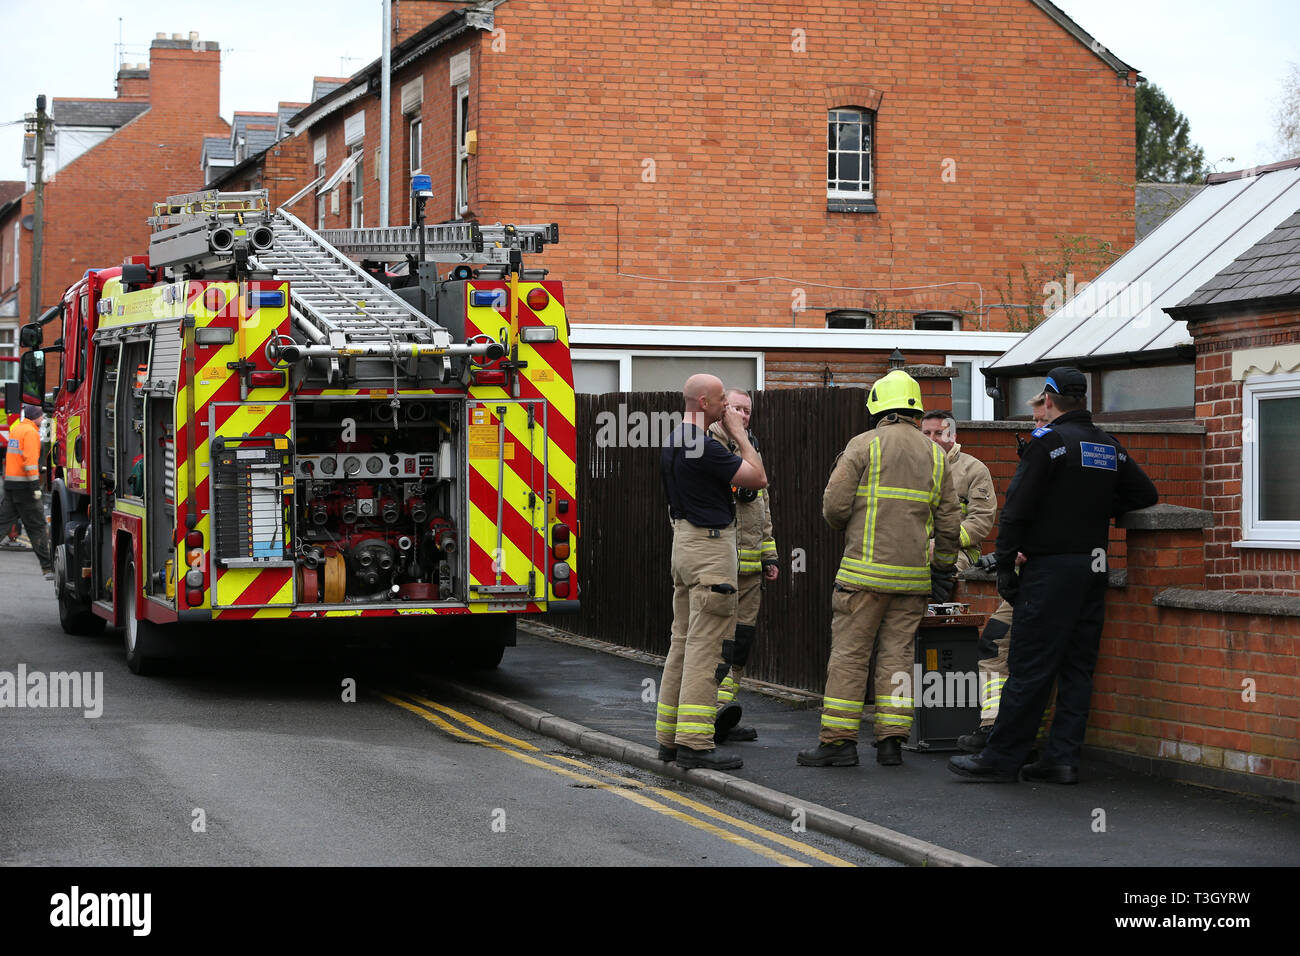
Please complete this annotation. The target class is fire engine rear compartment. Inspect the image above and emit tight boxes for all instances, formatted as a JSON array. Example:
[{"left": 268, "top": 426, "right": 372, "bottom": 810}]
[{"left": 282, "top": 397, "right": 465, "bottom": 608}]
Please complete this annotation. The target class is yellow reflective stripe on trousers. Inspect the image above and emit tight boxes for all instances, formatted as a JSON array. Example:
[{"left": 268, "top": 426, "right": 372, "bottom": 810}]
[
  {"left": 677, "top": 723, "right": 715, "bottom": 734},
  {"left": 820, "top": 714, "right": 861, "bottom": 729},
  {"left": 878, "top": 696, "right": 912, "bottom": 707},
  {"left": 823, "top": 696, "right": 864, "bottom": 711},
  {"left": 678, "top": 704, "right": 715, "bottom": 717},
  {"left": 876, "top": 714, "right": 913, "bottom": 727}
]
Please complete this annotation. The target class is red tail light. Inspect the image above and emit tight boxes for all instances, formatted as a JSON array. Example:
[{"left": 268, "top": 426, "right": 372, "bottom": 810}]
[
  {"left": 551, "top": 523, "right": 570, "bottom": 561},
  {"left": 472, "top": 369, "right": 507, "bottom": 386},
  {"left": 249, "top": 370, "right": 286, "bottom": 388},
  {"left": 552, "top": 561, "right": 571, "bottom": 599},
  {"left": 526, "top": 287, "right": 550, "bottom": 311},
  {"left": 186, "top": 588, "right": 204, "bottom": 606}
]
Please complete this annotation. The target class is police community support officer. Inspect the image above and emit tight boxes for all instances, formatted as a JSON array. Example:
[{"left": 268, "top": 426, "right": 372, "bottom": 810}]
[
  {"left": 799, "top": 370, "right": 962, "bottom": 768},
  {"left": 656, "top": 374, "right": 767, "bottom": 771},
  {"left": 0, "top": 405, "right": 53, "bottom": 580},
  {"left": 957, "top": 393, "right": 1053, "bottom": 753},
  {"left": 707, "top": 388, "right": 778, "bottom": 743},
  {"left": 949, "top": 367, "right": 1157, "bottom": 784}
]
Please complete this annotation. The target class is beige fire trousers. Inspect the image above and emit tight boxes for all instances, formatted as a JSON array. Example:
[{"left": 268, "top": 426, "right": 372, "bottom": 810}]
[{"left": 656, "top": 520, "right": 738, "bottom": 751}]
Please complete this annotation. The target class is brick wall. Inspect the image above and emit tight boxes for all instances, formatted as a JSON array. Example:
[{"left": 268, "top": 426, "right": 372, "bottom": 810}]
[
  {"left": 1191, "top": 306, "right": 1300, "bottom": 592},
  {"left": 1094, "top": 525, "right": 1299, "bottom": 791},
  {"left": 311, "top": 33, "right": 479, "bottom": 232},
  {"left": 473, "top": 0, "right": 1134, "bottom": 330},
  {"left": 19, "top": 37, "right": 229, "bottom": 327}
]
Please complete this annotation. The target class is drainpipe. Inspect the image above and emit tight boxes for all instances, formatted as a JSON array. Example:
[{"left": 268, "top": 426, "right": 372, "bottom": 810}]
[{"left": 380, "top": 0, "right": 391, "bottom": 226}]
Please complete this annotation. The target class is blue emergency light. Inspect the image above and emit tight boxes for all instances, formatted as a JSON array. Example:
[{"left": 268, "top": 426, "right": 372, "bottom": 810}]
[
  {"left": 471, "top": 289, "right": 507, "bottom": 309},
  {"left": 247, "top": 290, "right": 285, "bottom": 309},
  {"left": 412, "top": 174, "right": 433, "bottom": 198}
]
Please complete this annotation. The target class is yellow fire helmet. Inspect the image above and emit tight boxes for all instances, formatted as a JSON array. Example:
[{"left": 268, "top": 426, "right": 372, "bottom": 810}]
[{"left": 867, "top": 369, "right": 924, "bottom": 416}]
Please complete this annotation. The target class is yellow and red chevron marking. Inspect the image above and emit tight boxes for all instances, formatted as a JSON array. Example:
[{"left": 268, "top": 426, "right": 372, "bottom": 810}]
[
  {"left": 461, "top": 280, "right": 578, "bottom": 607},
  {"left": 212, "top": 604, "right": 544, "bottom": 620},
  {"left": 173, "top": 279, "right": 290, "bottom": 613}
]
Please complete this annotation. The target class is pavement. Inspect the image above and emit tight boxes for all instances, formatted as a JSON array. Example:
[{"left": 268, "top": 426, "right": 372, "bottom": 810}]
[{"left": 436, "top": 621, "right": 1300, "bottom": 868}]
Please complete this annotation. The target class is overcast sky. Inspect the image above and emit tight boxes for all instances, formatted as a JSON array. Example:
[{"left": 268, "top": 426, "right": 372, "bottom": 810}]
[{"left": 1, "top": 0, "right": 1296, "bottom": 184}]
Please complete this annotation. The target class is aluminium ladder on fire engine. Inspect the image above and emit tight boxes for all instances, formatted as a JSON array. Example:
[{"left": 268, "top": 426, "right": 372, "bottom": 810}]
[{"left": 319, "top": 221, "right": 558, "bottom": 265}]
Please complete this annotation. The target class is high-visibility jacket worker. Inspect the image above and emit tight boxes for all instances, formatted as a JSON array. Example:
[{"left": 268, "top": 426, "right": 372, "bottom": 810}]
[
  {"left": 655, "top": 373, "right": 767, "bottom": 772},
  {"left": 708, "top": 389, "right": 778, "bottom": 743},
  {"left": 798, "top": 371, "right": 962, "bottom": 768},
  {"left": 0, "top": 404, "right": 53, "bottom": 577},
  {"left": 920, "top": 411, "right": 995, "bottom": 572}
]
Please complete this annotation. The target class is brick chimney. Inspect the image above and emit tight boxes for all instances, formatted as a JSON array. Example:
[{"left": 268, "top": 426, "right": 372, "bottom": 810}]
[
  {"left": 116, "top": 63, "right": 150, "bottom": 100},
  {"left": 147, "top": 31, "right": 222, "bottom": 118}
]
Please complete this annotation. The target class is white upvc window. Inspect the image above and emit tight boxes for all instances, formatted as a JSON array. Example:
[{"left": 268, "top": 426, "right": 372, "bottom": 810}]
[
  {"left": 455, "top": 84, "right": 469, "bottom": 215},
  {"left": 827, "top": 107, "right": 874, "bottom": 200},
  {"left": 408, "top": 115, "right": 423, "bottom": 225},
  {"left": 571, "top": 349, "right": 763, "bottom": 395},
  {"left": 315, "top": 160, "right": 327, "bottom": 229},
  {"left": 0, "top": 325, "right": 17, "bottom": 383},
  {"left": 946, "top": 354, "right": 997, "bottom": 421},
  {"left": 11, "top": 222, "right": 18, "bottom": 288},
  {"left": 349, "top": 146, "right": 364, "bottom": 229},
  {"left": 1240, "top": 372, "right": 1300, "bottom": 547}
]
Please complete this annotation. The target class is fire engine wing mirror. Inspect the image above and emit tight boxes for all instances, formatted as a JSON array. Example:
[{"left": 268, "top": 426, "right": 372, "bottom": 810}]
[
  {"left": 19, "top": 350, "right": 45, "bottom": 406},
  {"left": 19, "top": 322, "right": 43, "bottom": 349}
]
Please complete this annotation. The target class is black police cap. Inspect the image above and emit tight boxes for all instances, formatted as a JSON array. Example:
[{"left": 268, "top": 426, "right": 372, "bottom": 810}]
[{"left": 1044, "top": 366, "right": 1087, "bottom": 397}]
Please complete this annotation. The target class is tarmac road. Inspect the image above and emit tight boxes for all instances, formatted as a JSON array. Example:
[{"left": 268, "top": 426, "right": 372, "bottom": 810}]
[{"left": 0, "top": 553, "right": 895, "bottom": 867}]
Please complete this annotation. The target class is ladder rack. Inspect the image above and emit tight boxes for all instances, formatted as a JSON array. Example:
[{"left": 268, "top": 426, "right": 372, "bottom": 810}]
[
  {"left": 322, "top": 221, "right": 559, "bottom": 264},
  {"left": 256, "top": 209, "right": 450, "bottom": 351}
]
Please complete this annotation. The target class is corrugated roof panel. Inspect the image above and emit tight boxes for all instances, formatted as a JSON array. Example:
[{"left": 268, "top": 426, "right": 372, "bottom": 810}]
[{"left": 991, "top": 167, "right": 1300, "bottom": 371}]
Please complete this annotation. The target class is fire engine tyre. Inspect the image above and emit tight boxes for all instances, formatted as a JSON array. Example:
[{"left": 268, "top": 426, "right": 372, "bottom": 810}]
[
  {"left": 122, "top": 562, "right": 162, "bottom": 675},
  {"left": 458, "top": 616, "right": 514, "bottom": 670},
  {"left": 54, "top": 542, "right": 105, "bottom": 637}
]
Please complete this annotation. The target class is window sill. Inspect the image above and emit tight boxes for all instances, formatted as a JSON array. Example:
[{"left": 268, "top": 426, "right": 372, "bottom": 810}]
[
  {"left": 1232, "top": 538, "right": 1300, "bottom": 550},
  {"left": 827, "top": 198, "right": 877, "bottom": 214}
]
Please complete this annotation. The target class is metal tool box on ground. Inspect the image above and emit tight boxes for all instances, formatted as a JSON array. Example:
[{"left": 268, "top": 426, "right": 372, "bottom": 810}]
[{"left": 904, "top": 612, "right": 984, "bottom": 752}]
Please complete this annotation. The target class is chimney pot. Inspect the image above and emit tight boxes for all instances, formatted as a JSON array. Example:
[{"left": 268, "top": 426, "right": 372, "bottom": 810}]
[
  {"left": 155, "top": 32, "right": 165, "bottom": 39},
  {"left": 189, "top": 30, "right": 199, "bottom": 41},
  {"left": 171, "top": 33, "right": 182, "bottom": 40}
]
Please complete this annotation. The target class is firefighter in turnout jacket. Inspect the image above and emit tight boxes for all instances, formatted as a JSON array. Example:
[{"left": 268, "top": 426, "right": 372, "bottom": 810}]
[
  {"left": 708, "top": 388, "right": 778, "bottom": 742},
  {"left": 0, "top": 405, "right": 52, "bottom": 578},
  {"left": 657, "top": 374, "right": 767, "bottom": 771},
  {"left": 799, "top": 371, "right": 962, "bottom": 768}
]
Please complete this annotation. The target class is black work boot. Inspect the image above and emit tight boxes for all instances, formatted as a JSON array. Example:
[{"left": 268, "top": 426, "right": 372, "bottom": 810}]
[
  {"left": 657, "top": 744, "right": 677, "bottom": 762},
  {"left": 675, "top": 747, "right": 743, "bottom": 771},
  {"left": 726, "top": 725, "right": 758, "bottom": 742},
  {"left": 947, "top": 753, "right": 1018, "bottom": 783},
  {"left": 875, "top": 736, "right": 905, "bottom": 766},
  {"left": 797, "top": 740, "right": 859, "bottom": 767},
  {"left": 957, "top": 726, "right": 991, "bottom": 753},
  {"left": 713, "top": 702, "right": 742, "bottom": 744},
  {"left": 1020, "top": 759, "right": 1079, "bottom": 785}
]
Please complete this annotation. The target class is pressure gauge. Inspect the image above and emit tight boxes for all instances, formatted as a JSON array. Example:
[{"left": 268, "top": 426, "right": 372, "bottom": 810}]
[
  {"left": 366, "top": 455, "right": 384, "bottom": 475},
  {"left": 319, "top": 456, "right": 338, "bottom": 476},
  {"left": 343, "top": 456, "right": 362, "bottom": 477}
]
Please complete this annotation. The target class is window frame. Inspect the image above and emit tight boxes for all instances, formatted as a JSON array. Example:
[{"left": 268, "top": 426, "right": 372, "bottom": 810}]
[
  {"left": 571, "top": 349, "right": 764, "bottom": 393},
  {"left": 455, "top": 83, "right": 470, "bottom": 216},
  {"left": 349, "top": 145, "right": 364, "bottom": 229},
  {"left": 1239, "top": 371, "right": 1300, "bottom": 548},
  {"left": 408, "top": 114, "right": 423, "bottom": 225},
  {"left": 315, "top": 160, "right": 327, "bottom": 229},
  {"left": 0, "top": 324, "right": 17, "bottom": 384},
  {"left": 946, "top": 354, "right": 997, "bottom": 422},
  {"left": 827, "top": 106, "right": 876, "bottom": 212}
]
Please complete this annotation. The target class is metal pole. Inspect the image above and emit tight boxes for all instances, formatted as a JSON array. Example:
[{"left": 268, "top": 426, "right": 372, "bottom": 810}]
[
  {"left": 379, "top": 0, "right": 391, "bottom": 227},
  {"left": 29, "top": 94, "right": 46, "bottom": 323}
]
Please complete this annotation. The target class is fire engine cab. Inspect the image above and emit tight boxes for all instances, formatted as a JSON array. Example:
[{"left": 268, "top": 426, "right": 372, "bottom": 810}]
[{"left": 17, "top": 189, "right": 577, "bottom": 672}]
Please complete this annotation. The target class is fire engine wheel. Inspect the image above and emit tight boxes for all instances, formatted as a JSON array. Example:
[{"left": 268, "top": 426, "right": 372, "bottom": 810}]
[
  {"left": 54, "top": 542, "right": 105, "bottom": 637},
  {"left": 457, "top": 616, "right": 513, "bottom": 670},
  {"left": 122, "top": 561, "right": 162, "bottom": 675}
]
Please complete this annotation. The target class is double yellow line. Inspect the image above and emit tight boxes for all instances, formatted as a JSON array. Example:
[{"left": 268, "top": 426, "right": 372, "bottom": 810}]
[{"left": 378, "top": 690, "right": 855, "bottom": 868}]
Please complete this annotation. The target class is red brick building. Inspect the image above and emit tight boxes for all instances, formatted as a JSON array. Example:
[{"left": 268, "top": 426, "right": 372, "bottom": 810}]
[
  {"left": 0, "top": 33, "right": 229, "bottom": 339},
  {"left": 282, "top": 0, "right": 1139, "bottom": 399}
]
